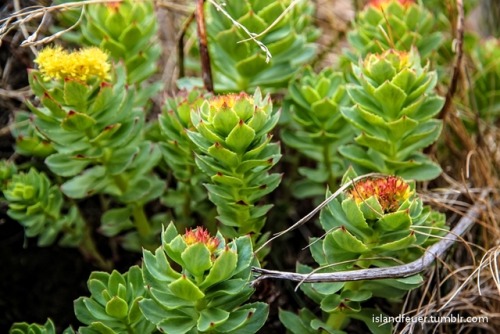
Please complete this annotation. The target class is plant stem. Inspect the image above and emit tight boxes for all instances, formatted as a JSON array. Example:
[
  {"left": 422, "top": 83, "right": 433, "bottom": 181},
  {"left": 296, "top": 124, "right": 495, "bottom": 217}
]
[
  {"left": 131, "top": 203, "right": 151, "bottom": 239},
  {"left": 113, "top": 173, "right": 152, "bottom": 245},
  {"left": 326, "top": 311, "right": 348, "bottom": 330},
  {"left": 196, "top": 0, "right": 214, "bottom": 92},
  {"left": 80, "top": 224, "right": 112, "bottom": 270},
  {"left": 322, "top": 141, "right": 337, "bottom": 191}
]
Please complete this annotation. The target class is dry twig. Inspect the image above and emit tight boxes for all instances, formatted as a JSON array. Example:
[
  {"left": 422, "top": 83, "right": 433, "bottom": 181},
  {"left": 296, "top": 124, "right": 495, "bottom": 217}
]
[{"left": 252, "top": 191, "right": 487, "bottom": 286}]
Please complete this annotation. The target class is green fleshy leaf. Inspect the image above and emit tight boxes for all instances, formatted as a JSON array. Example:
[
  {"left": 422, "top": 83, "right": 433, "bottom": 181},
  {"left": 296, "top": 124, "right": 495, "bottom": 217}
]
[
  {"left": 45, "top": 153, "right": 90, "bottom": 177},
  {"left": 200, "top": 248, "right": 237, "bottom": 289},
  {"left": 225, "top": 121, "right": 256, "bottom": 154},
  {"left": 181, "top": 243, "right": 213, "bottom": 277},
  {"left": 197, "top": 308, "right": 230, "bottom": 332},
  {"left": 208, "top": 143, "right": 239, "bottom": 167},
  {"left": 61, "top": 111, "right": 96, "bottom": 132},
  {"left": 157, "top": 315, "right": 197, "bottom": 334},
  {"left": 377, "top": 210, "right": 411, "bottom": 231},
  {"left": 376, "top": 231, "right": 417, "bottom": 251},
  {"left": 168, "top": 275, "right": 205, "bottom": 301},
  {"left": 278, "top": 308, "right": 317, "bottom": 334},
  {"left": 330, "top": 227, "right": 369, "bottom": 253},
  {"left": 105, "top": 296, "right": 128, "bottom": 319},
  {"left": 64, "top": 80, "right": 89, "bottom": 110},
  {"left": 341, "top": 197, "right": 372, "bottom": 235}
]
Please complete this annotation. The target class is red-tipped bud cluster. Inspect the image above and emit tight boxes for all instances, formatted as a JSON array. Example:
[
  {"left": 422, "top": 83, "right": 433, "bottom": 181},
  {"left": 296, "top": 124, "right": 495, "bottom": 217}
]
[
  {"left": 349, "top": 176, "right": 412, "bottom": 212},
  {"left": 183, "top": 227, "right": 220, "bottom": 253}
]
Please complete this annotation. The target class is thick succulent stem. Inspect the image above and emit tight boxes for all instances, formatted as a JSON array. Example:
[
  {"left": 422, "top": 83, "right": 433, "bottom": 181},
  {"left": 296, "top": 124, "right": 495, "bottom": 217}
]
[{"left": 79, "top": 224, "right": 111, "bottom": 270}]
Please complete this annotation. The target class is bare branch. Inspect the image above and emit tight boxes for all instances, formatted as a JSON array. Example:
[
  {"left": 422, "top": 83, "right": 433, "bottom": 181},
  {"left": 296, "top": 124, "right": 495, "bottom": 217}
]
[
  {"left": 438, "top": 0, "right": 465, "bottom": 121},
  {"left": 252, "top": 194, "right": 486, "bottom": 286},
  {"left": 254, "top": 173, "right": 386, "bottom": 254}
]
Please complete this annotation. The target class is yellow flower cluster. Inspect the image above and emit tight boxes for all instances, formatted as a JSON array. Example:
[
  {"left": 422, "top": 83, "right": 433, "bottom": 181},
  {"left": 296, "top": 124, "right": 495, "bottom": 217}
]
[{"left": 35, "top": 46, "right": 110, "bottom": 82}]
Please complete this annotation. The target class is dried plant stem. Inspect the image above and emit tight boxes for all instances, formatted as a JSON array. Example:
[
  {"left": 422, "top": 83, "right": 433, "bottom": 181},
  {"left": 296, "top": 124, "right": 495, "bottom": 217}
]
[
  {"left": 255, "top": 173, "right": 384, "bottom": 254},
  {"left": 196, "top": 0, "right": 213, "bottom": 92},
  {"left": 177, "top": 11, "right": 195, "bottom": 78},
  {"left": 438, "top": 0, "right": 465, "bottom": 121},
  {"left": 252, "top": 196, "right": 486, "bottom": 286}
]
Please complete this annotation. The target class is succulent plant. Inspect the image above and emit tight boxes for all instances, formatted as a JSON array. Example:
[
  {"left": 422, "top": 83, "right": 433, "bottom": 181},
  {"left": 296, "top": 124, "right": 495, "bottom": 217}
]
[
  {"left": 346, "top": 0, "right": 443, "bottom": 62},
  {"left": 0, "top": 159, "right": 17, "bottom": 191},
  {"left": 74, "top": 266, "right": 155, "bottom": 334},
  {"left": 10, "top": 111, "right": 55, "bottom": 158},
  {"left": 158, "top": 89, "right": 214, "bottom": 227},
  {"left": 10, "top": 319, "right": 74, "bottom": 334},
  {"left": 206, "top": 0, "right": 318, "bottom": 93},
  {"left": 28, "top": 46, "right": 164, "bottom": 250},
  {"left": 282, "top": 66, "right": 353, "bottom": 197},
  {"left": 340, "top": 49, "right": 444, "bottom": 180},
  {"left": 187, "top": 90, "right": 281, "bottom": 239},
  {"left": 281, "top": 171, "right": 447, "bottom": 333},
  {"left": 3, "top": 168, "right": 84, "bottom": 246},
  {"left": 82, "top": 0, "right": 160, "bottom": 90},
  {"left": 52, "top": 0, "right": 161, "bottom": 104},
  {"left": 139, "top": 223, "right": 268, "bottom": 334},
  {"left": 469, "top": 38, "right": 500, "bottom": 122}
]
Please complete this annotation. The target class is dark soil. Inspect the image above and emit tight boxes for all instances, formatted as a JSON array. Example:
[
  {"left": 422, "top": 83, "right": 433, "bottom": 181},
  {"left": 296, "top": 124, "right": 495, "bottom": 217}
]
[{"left": 0, "top": 216, "right": 93, "bottom": 332}]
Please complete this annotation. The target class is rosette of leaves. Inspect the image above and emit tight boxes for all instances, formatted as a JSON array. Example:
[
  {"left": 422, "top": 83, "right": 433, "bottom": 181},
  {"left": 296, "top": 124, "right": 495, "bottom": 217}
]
[
  {"left": 0, "top": 159, "right": 17, "bottom": 191},
  {"left": 10, "top": 319, "right": 74, "bottom": 334},
  {"left": 339, "top": 49, "right": 444, "bottom": 180},
  {"left": 52, "top": 0, "right": 161, "bottom": 97},
  {"left": 28, "top": 47, "right": 164, "bottom": 249},
  {"left": 346, "top": 0, "right": 443, "bottom": 63},
  {"left": 206, "top": 0, "right": 318, "bottom": 93},
  {"left": 282, "top": 67, "right": 353, "bottom": 198},
  {"left": 2, "top": 168, "right": 84, "bottom": 246},
  {"left": 139, "top": 223, "right": 268, "bottom": 334},
  {"left": 74, "top": 266, "right": 155, "bottom": 334},
  {"left": 79, "top": 0, "right": 162, "bottom": 103},
  {"left": 280, "top": 171, "right": 447, "bottom": 333},
  {"left": 10, "top": 111, "right": 55, "bottom": 158},
  {"left": 469, "top": 38, "right": 500, "bottom": 122},
  {"left": 187, "top": 90, "right": 281, "bottom": 238},
  {"left": 158, "top": 89, "right": 214, "bottom": 227}
]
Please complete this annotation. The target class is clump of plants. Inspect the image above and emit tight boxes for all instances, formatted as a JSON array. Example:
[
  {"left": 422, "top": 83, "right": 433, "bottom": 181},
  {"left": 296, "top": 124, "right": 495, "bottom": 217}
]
[{"left": 280, "top": 172, "right": 447, "bottom": 333}]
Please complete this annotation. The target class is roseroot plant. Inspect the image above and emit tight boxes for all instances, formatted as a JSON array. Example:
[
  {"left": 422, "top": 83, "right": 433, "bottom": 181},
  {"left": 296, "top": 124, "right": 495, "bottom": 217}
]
[
  {"left": 346, "top": 0, "right": 443, "bottom": 63},
  {"left": 280, "top": 172, "right": 447, "bottom": 334},
  {"left": 2, "top": 168, "right": 84, "bottom": 247},
  {"left": 52, "top": 0, "right": 161, "bottom": 105},
  {"left": 74, "top": 266, "right": 155, "bottom": 334},
  {"left": 9, "top": 319, "right": 74, "bottom": 334},
  {"left": 158, "top": 89, "right": 214, "bottom": 228},
  {"left": 206, "top": 0, "right": 318, "bottom": 93},
  {"left": 468, "top": 37, "right": 500, "bottom": 122},
  {"left": 340, "top": 49, "right": 444, "bottom": 180},
  {"left": 187, "top": 90, "right": 282, "bottom": 241},
  {"left": 139, "top": 223, "right": 268, "bottom": 334},
  {"left": 10, "top": 111, "right": 55, "bottom": 158},
  {"left": 0, "top": 159, "right": 17, "bottom": 191},
  {"left": 80, "top": 0, "right": 162, "bottom": 104},
  {"left": 26, "top": 46, "right": 164, "bottom": 250},
  {"left": 282, "top": 67, "right": 353, "bottom": 198}
]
